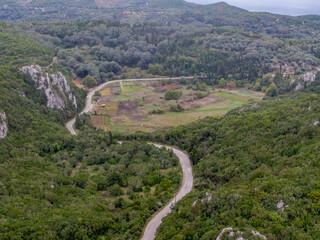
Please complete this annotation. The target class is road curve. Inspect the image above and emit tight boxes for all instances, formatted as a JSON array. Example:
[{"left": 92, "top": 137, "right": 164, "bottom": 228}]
[
  {"left": 141, "top": 144, "right": 193, "bottom": 240},
  {"left": 65, "top": 77, "right": 194, "bottom": 240},
  {"left": 66, "top": 77, "right": 193, "bottom": 135}
]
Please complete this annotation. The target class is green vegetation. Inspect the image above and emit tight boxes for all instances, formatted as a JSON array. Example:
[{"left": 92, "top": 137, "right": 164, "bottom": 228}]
[
  {"left": 119, "top": 82, "right": 125, "bottom": 95},
  {"left": 0, "top": 32, "right": 54, "bottom": 67},
  {"left": 214, "top": 92, "right": 247, "bottom": 103},
  {"left": 0, "top": 67, "right": 180, "bottom": 238},
  {"left": 0, "top": 126, "right": 180, "bottom": 239},
  {"left": 100, "top": 80, "right": 261, "bottom": 133},
  {"left": 1, "top": 2, "right": 320, "bottom": 239},
  {"left": 169, "top": 104, "right": 184, "bottom": 112},
  {"left": 0, "top": 31, "right": 186, "bottom": 239},
  {"left": 112, "top": 95, "right": 131, "bottom": 102},
  {"left": 123, "top": 83, "right": 148, "bottom": 94},
  {"left": 2, "top": 0, "right": 320, "bottom": 44},
  {"left": 0, "top": 31, "right": 87, "bottom": 116},
  {"left": 125, "top": 94, "right": 320, "bottom": 239},
  {"left": 1, "top": 19, "right": 319, "bottom": 92},
  {"left": 165, "top": 90, "right": 182, "bottom": 100},
  {"left": 82, "top": 75, "right": 97, "bottom": 88}
]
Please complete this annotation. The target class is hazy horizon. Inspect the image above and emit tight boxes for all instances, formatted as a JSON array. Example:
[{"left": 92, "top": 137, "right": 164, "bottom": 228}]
[{"left": 185, "top": 0, "right": 320, "bottom": 16}]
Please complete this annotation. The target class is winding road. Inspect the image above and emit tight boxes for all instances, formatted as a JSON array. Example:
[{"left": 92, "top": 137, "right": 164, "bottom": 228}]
[
  {"left": 141, "top": 144, "right": 193, "bottom": 240},
  {"left": 65, "top": 77, "right": 193, "bottom": 240}
]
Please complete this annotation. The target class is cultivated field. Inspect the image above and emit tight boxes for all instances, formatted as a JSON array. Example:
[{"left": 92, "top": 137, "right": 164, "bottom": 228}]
[
  {"left": 100, "top": 88, "right": 111, "bottom": 96},
  {"left": 90, "top": 115, "right": 109, "bottom": 131},
  {"left": 90, "top": 80, "right": 264, "bottom": 133}
]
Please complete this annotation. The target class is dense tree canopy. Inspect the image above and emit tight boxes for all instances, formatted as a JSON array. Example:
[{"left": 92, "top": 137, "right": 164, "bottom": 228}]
[
  {"left": 1, "top": 4, "right": 320, "bottom": 239},
  {"left": 124, "top": 94, "right": 320, "bottom": 239}
]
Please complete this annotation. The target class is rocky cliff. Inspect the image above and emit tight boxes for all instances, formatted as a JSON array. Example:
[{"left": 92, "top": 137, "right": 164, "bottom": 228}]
[
  {"left": 0, "top": 112, "right": 8, "bottom": 139},
  {"left": 290, "top": 71, "right": 317, "bottom": 91},
  {"left": 21, "top": 65, "right": 77, "bottom": 110}
]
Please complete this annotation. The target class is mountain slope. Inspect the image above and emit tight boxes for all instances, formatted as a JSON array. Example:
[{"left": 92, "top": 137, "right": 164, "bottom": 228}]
[
  {"left": 2, "top": 0, "right": 320, "bottom": 41},
  {"left": 126, "top": 94, "right": 320, "bottom": 239},
  {"left": 0, "top": 31, "right": 54, "bottom": 67},
  {"left": 0, "top": 31, "right": 87, "bottom": 140},
  {"left": 0, "top": 31, "right": 182, "bottom": 240}
]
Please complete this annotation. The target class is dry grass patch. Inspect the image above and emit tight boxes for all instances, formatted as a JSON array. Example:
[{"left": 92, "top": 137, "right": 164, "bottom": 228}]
[
  {"left": 100, "top": 88, "right": 111, "bottom": 96},
  {"left": 95, "top": 102, "right": 118, "bottom": 116}
]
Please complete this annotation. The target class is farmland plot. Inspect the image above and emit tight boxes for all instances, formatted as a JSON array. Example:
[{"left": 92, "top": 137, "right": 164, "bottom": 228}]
[{"left": 91, "top": 80, "right": 264, "bottom": 133}]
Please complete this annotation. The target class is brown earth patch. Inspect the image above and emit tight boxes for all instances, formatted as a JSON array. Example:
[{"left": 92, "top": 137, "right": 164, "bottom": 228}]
[
  {"left": 156, "top": 84, "right": 182, "bottom": 90},
  {"left": 125, "top": 124, "right": 170, "bottom": 131},
  {"left": 110, "top": 86, "right": 121, "bottom": 95},
  {"left": 143, "top": 94, "right": 158, "bottom": 105},
  {"left": 131, "top": 92, "right": 148, "bottom": 98},
  {"left": 91, "top": 116, "right": 109, "bottom": 131},
  {"left": 129, "top": 115, "right": 148, "bottom": 122},
  {"left": 118, "top": 101, "right": 139, "bottom": 114},
  {"left": 97, "top": 95, "right": 112, "bottom": 102},
  {"left": 73, "top": 79, "right": 85, "bottom": 89},
  {"left": 181, "top": 95, "right": 225, "bottom": 110}
]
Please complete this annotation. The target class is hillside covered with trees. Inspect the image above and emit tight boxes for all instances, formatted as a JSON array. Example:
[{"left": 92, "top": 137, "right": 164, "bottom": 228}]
[
  {"left": 124, "top": 93, "right": 320, "bottom": 239},
  {"left": 1, "top": 19, "right": 319, "bottom": 95},
  {"left": 0, "top": 30, "right": 183, "bottom": 239},
  {"left": 1, "top": 1, "right": 320, "bottom": 239}
]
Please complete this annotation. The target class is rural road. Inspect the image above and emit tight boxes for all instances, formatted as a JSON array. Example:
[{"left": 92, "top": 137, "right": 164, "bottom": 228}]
[
  {"left": 141, "top": 144, "right": 193, "bottom": 240},
  {"left": 66, "top": 77, "right": 193, "bottom": 135},
  {"left": 65, "top": 77, "right": 194, "bottom": 240}
]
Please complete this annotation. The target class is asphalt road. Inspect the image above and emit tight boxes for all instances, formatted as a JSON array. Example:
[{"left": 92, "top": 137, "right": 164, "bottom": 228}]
[
  {"left": 141, "top": 144, "right": 193, "bottom": 240},
  {"left": 65, "top": 77, "right": 194, "bottom": 240}
]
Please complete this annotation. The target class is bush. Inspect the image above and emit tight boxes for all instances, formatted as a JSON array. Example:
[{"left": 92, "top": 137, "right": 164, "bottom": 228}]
[
  {"left": 169, "top": 104, "right": 184, "bottom": 112},
  {"left": 165, "top": 90, "right": 182, "bottom": 100},
  {"left": 82, "top": 75, "right": 97, "bottom": 88},
  {"left": 195, "top": 91, "right": 209, "bottom": 99},
  {"left": 109, "top": 184, "right": 123, "bottom": 196}
]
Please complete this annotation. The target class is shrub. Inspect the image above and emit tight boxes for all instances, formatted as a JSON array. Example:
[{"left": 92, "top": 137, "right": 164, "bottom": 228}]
[{"left": 165, "top": 90, "right": 182, "bottom": 100}]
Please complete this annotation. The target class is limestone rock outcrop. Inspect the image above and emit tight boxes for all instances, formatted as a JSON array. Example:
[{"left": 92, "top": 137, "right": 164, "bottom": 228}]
[
  {"left": 290, "top": 71, "right": 317, "bottom": 91},
  {"left": 0, "top": 112, "right": 8, "bottom": 139},
  {"left": 21, "top": 65, "right": 77, "bottom": 110}
]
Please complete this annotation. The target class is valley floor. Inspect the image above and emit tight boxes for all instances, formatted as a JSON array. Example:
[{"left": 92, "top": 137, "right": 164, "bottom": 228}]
[{"left": 90, "top": 80, "right": 264, "bottom": 133}]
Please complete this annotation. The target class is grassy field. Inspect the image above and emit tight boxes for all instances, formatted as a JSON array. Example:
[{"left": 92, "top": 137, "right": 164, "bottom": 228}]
[
  {"left": 119, "top": 82, "right": 125, "bottom": 95},
  {"left": 100, "top": 88, "right": 111, "bottom": 95},
  {"left": 112, "top": 95, "right": 131, "bottom": 101},
  {"left": 92, "top": 81, "right": 264, "bottom": 133},
  {"left": 122, "top": 82, "right": 150, "bottom": 94}
]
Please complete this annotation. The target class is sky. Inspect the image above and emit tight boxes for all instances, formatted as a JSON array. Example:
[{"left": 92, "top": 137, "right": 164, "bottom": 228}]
[{"left": 185, "top": 0, "right": 320, "bottom": 16}]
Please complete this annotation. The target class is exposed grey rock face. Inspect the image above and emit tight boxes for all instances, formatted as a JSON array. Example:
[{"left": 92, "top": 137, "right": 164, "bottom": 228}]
[
  {"left": 290, "top": 71, "right": 317, "bottom": 91},
  {"left": 277, "top": 200, "right": 289, "bottom": 213},
  {"left": 0, "top": 112, "right": 8, "bottom": 139},
  {"left": 216, "top": 227, "right": 267, "bottom": 240},
  {"left": 277, "top": 200, "right": 284, "bottom": 209},
  {"left": 252, "top": 230, "right": 268, "bottom": 240},
  {"left": 21, "top": 65, "right": 77, "bottom": 110}
]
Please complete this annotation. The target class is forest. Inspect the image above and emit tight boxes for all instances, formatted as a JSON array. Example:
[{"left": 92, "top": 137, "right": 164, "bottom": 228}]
[
  {"left": 1, "top": 1, "right": 320, "bottom": 239},
  {"left": 0, "top": 61, "right": 180, "bottom": 239},
  {"left": 123, "top": 93, "right": 320, "bottom": 239},
  {"left": 1, "top": 19, "right": 319, "bottom": 95},
  {"left": 0, "top": 30, "right": 182, "bottom": 239}
]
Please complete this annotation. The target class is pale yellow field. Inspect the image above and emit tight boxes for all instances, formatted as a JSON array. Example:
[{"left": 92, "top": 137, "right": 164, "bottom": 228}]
[{"left": 100, "top": 88, "right": 111, "bottom": 96}]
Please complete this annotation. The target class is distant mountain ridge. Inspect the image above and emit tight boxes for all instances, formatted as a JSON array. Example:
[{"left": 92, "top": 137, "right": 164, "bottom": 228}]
[
  {"left": 1, "top": 0, "right": 320, "bottom": 40},
  {"left": 0, "top": 0, "right": 249, "bottom": 22}
]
